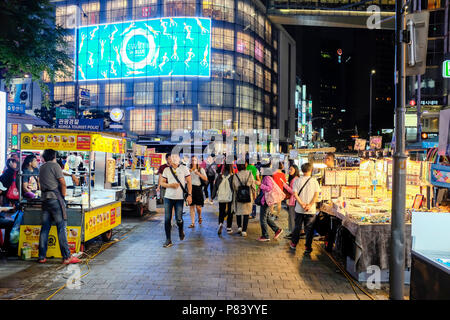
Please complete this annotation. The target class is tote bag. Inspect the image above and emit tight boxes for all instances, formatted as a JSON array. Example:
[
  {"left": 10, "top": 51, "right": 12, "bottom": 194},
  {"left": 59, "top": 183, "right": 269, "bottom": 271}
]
[{"left": 6, "top": 172, "right": 20, "bottom": 200}]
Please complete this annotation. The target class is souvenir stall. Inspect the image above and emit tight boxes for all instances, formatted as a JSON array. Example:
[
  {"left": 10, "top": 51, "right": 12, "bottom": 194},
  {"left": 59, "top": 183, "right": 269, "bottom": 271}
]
[
  {"left": 319, "top": 157, "right": 436, "bottom": 283},
  {"left": 122, "top": 143, "right": 158, "bottom": 216},
  {"left": 17, "top": 130, "right": 126, "bottom": 258}
]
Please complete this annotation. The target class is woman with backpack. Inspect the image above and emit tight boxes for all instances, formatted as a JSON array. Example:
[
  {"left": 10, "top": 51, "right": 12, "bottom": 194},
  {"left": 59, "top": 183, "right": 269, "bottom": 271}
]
[
  {"left": 188, "top": 156, "right": 208, "bottom": 228},
  {"left": 281, "top": 164, "right": 301, "bottom": 239},
  {"left": 212, "top": 164, "right": 234, "bottom": 235},
  {"left": 257, "top": 161, "right": 284, "bottom": 242},
  {"left": 231, "top": 163, "right": 256, "bottom": 237}
]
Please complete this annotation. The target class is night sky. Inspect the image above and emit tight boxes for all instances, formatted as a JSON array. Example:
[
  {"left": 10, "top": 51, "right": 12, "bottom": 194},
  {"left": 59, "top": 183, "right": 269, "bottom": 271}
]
[{"left": 285, "top": 25, "right": 395, "bottom": 140}]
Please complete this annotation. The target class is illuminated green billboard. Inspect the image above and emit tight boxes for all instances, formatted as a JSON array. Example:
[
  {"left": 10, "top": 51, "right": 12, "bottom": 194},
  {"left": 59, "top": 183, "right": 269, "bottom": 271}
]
[{"left": 76, "top": 17, "right": 211, "bottom": 80}]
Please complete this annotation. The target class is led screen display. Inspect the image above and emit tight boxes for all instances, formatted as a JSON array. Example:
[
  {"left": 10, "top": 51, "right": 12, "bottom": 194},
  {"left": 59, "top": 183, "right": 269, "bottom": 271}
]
[{"left": 76, "top": 17, "right": 211, "bottom": 80}]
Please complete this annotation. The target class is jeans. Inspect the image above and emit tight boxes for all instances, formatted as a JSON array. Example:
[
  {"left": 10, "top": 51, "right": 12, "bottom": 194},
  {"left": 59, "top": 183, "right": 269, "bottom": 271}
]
[
  {"left": 236, "top": 215, "right": 249, "bottom": 232},
  {"left": 164, "top": 198, "right": 184, "bottom": 241},
  {"left": 250, "top": 204, "right": 257, "bottom": 218},
  {"left": 0, "top": 216, "right": 14, "bottom": 250},
  {"left": 291, "top": 212, "right": 316, "bottom": 249},
  {"left": 287, "top": 206, "right": 296, "bottom": 233},
  {"left": 218, "top": 202, "right": 233, "bottom": 228},
  {"left": 259, "top": 204, "right": 280, "bottom": 239},
  {"left": 39, "top": 199, "right": 71, "bottom": 260}
]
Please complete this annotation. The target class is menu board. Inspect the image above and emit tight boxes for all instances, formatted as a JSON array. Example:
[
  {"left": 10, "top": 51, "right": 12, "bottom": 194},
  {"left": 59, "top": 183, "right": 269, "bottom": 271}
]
[
  {"left": 21, "top": 133, "right": 89, "bottom": 151},
  {"left": 148, "top": 153, "right": 163, "bottom": 168},
  {"left": 84, "top": 202, "right": 121, "bottom": 241},
  {"left": 346, "top": 170, "right": 359, "bottom": 186},
  {"left": 335, "top": 171, "right": 346, "bottom": 185},
  {"left": 325, "top": 170, "right": 336, "bottom": 185},
  {"left": 18, "top": 225, "right": 81, "bottom": 258}
]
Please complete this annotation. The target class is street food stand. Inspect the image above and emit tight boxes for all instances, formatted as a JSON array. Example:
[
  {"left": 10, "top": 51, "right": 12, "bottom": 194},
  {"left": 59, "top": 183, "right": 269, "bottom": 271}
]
[
  {"left": 17, "top": 129, "right": 126, "bottom": 258},
  {"left": 319, "top": 157, "right": 437, "bottom": 283},
  {"left": 122, "top": 143, "right": 158, "bottom": 216}
]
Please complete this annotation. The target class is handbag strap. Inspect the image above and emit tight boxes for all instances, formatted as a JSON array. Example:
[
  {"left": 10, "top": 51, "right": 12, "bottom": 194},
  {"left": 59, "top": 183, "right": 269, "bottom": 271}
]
[
  {"left": 235, "top": 172, "right": 245, "bottom": 187},
  {"left": 297, "top": 177, "right": 312, "bottom": 197},
  {"left": 169, "top": 166, "right": 188, "bottom": 195}
]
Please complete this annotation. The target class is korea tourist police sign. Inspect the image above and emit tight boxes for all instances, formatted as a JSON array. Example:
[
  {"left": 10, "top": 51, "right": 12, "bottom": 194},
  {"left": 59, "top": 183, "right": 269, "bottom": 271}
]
[
  {"left": 56, "top": 118, "right": 103, "bottom": 131},
  {"left": 76, "top": 17, "right": 211, "bottom": 80}
]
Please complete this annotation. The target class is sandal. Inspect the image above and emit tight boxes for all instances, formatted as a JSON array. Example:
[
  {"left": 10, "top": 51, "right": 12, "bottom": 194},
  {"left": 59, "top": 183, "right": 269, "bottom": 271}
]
[
  {"left": 188, "top": 223, "right": 195, "bottom": 228},
  {"left": 198, "top": 218, "right": 203, "bottom": 225}
]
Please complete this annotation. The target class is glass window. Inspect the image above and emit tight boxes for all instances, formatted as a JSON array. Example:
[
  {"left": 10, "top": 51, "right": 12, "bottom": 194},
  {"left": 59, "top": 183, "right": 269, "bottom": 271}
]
[
  {"left": 130, "top": 108, "right": 156, "bottom": 134},
  {"left": 264, "top": 70, "right": 271, "bottom": 92},
  {"left": 235, "top": 84, "right": 254, "bottom": 111},
  {"left": 265, "top": 20, "right": 272, "bottom": 42},
  {"left": 200, "top": 108, "right": 232, "bottom": 130},
  {"left": 133, "top": 0, "right": 158, "bottom": 19},
  {"left": 212, "top": 27, "right": 234, "bottom": 51},
  {"left": 199, "top": 80, "right": 233, "bottom": 107},
  {"left": 202, "top": 0, "right": 234, "bottom": 23},
  {"left": 55, "top": 5, "right": 77, "bottom": 29},
  {"left": 239, "top": 111, "right": 254, "bottom": 130},
  {"left": 53, "top": 85, "right": 74, "bottom": 106},
  {"left": 104, "top": 83, "right": 125, "bottom": 106},
  {"left": 265, "top": 48, "right": 272, "bottom": 69},
  {"left": 273, "top": 82, "right": 278, "bottom": 95},
  {"left": 106, "top": 0, "right": 128, "bottom": 22},
  {"left": 236, "top": 57, "right": 254, "bottom": 84},
  {"left": 160, "top": 108, "right": 193, "bottom": 131},
  {"left": 237, "top": 32, "right": 254, "bottom": 57},
  {"left": 255, "top": 40, "right": 264, "bottom": 63},
  {"left": 257, "top": 14, "right": 265, "bottom": 39},
  {"left": 80, "top": 84, "right": 99, "bottom": 107},
  {"left": 265, "top": 118, "right": 270, "bottom": 129},
  {"left": 255, "top": 64, "right": 263, "bottom": 88},
  {"left": 211, "top": 53, "right": 234, "bottom": 78},
  {"left": 254, "top": 90, "right": 263, "bottom": 112},
  {"left": 81, "top": 2, "right": 100, "bottom": 25},
  {"left": 134, "top": 82, "right": 154, "bottom": 105},
  {"left": 237, "top": 1, "right": 255, "bottom": 30},
  {"left": 165, "top": 0, "right": 196, "bottom": 16},
  {"left": 161, "top": 80, "right": 192, "bottom": 104},
  {"left": 273, "top": 61, "right": 278, "bottom": 74}
]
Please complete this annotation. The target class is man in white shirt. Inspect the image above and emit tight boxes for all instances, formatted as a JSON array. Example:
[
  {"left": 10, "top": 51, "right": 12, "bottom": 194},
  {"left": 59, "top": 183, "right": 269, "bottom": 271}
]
[
  {"left": 289, "top": 162, "right": 321, "bottom": 255},
  {"left": 160, "top": 154, "right": 192, "bottom": 248}
]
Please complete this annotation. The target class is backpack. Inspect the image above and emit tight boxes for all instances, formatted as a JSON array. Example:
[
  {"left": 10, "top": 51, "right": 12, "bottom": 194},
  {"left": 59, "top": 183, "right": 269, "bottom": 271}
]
[
  {"left": 235, "top": 172, "right": 251, "bottom": 203},
  {"left": 217, "top": 175, "right": 232, "bottom": 203},
  {"left": 206, "top": 163, "right": 216, "bottom": 177}
]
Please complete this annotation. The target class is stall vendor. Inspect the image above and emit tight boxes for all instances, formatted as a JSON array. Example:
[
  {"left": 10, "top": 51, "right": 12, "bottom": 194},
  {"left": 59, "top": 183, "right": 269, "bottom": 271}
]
[{"left": 22, "top": 155, "right": 40, "bottom": 199}]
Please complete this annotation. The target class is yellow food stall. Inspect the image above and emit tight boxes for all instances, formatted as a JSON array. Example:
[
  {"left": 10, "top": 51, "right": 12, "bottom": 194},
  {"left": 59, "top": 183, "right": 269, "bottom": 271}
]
[{"left": 17, "top": 129, "right": 126, "bottom": 258}]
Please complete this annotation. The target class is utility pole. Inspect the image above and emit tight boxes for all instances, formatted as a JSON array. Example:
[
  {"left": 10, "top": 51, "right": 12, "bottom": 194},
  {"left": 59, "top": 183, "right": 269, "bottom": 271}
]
[{"left": 390, "top": 0, "right": 408, "bottom": 300}]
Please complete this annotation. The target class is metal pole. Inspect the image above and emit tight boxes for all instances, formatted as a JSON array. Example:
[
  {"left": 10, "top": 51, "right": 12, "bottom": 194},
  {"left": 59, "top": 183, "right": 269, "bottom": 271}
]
[
  {"left": 369, "top": 72, "right": 373, "bottom": 137},
  {"left": 74, "top": 7, "right": 80, "bottom": 119},
  {"left": 416, "top": 0, "right": 422, "bottom": 142},
  {"left": 390, "top": 0, "right": 407, "bottom": 300}
]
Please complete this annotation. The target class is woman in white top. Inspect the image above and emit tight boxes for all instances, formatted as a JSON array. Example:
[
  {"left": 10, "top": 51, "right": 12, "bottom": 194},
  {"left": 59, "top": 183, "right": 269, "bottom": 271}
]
[{"left": 188, "top": 156, "right": 208, "bottom": 228}]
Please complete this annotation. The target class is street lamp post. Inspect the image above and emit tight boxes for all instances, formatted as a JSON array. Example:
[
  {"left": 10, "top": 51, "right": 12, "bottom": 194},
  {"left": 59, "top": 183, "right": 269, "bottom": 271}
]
[{"left": 369, "top": 69, "right": 376, "bottom": 137}]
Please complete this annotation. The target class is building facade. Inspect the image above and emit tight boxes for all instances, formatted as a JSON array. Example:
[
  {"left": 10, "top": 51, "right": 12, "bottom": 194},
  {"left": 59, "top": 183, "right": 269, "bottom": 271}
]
[{"left": 48, "top": 0, "right": 294, "bottom": 149}]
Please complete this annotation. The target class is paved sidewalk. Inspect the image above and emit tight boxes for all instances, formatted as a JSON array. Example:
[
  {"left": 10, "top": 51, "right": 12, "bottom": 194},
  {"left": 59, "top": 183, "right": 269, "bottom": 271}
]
[{"left": 1, "top": 204, "right": 389, "bottom": 300}]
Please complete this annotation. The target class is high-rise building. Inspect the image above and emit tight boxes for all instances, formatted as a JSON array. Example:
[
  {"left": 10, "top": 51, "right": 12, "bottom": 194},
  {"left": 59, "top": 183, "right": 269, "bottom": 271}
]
[{"left": 42, "top": 0, "right": 295, "bottom": 151}]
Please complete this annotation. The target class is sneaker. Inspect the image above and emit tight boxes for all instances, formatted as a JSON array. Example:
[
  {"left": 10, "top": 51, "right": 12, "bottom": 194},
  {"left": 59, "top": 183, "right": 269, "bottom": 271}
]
[
  {"left": 241, "top": 231, "right": 247, "bottom": 237},
  {"left": 218, "top": 223, "right": 223, "bottom": 235},
  {"left": 273, "top": 228, "right": 283, "bottom": 240},
  {"left": 163, "top": 240, "right": 173, "bottom": 248},
  {"left": 289, "top": 241, "right": 297, "bottom": 250},
  {"left": 179, "top": 230, "right": 185, "bottom": 241},
  {"left": 236, "top": 227, "right": 242, "bottom": 234},
  {"left": 63, "top": 256, "right": 81, "bottom": 264},
  {"left": 37, "top": 258, "right": 47, "bottom": 263},
  {"left": 226, "top": 228, "right": 233, "bottom": 234},
  {"left": 284, "top": 233, "right": 293, "bottom": 240},
  {"left": 257, "top": 237, "right": 270, "bottom": 242}
]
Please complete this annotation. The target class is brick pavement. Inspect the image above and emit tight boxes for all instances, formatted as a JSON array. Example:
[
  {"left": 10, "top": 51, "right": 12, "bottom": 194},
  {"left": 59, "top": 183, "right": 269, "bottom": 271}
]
[{"left": 0, "top": 203, "right": 390, "bottom": 300}]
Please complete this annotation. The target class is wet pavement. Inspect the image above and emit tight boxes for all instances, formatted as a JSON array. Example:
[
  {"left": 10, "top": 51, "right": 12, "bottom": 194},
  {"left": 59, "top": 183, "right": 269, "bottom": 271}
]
[{"left": 0, "top": 203, "right": 394, "bottom": 300}]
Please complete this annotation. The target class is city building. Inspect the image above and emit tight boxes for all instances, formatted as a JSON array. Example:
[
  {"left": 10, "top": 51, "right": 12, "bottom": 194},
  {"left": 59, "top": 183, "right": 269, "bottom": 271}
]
[
  {"left": 44, "top": 0, "right": 295, "bottom": 152},
  {"left": 294, "top": 77, "right": 312, "bottom": 148}
]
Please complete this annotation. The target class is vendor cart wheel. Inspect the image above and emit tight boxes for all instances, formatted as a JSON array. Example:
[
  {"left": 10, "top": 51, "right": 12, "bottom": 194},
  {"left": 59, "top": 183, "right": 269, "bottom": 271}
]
[
  {"left": 101, "top": 230, "right": 113, "bottom": 242},
  {"left": 137, "top": 203, "right": 144, "bottom": 217}
]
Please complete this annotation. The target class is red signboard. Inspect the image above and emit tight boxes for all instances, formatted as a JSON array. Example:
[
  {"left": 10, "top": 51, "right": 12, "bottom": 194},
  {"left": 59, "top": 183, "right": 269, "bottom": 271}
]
[
  {"left": 76, "top": 135, "right": 91, "bottom": 150},
  {"left": 148, "top": 153, "right": 162, "bottom": 168}
]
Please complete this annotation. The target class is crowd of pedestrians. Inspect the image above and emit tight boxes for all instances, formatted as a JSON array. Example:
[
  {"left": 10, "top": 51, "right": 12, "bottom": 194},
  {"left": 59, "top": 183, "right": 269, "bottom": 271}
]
[{"left": 157, "top": 153, "right": 322, "bottom": 255}]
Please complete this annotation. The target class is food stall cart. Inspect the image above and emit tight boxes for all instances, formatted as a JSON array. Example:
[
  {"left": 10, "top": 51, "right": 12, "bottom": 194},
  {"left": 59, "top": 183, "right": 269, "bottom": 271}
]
[
  {"left": 17, "top": 130, "right": 126, "bottom": 258},
  {"left": 319, "top": 157, "right": 435, "bottom": 283},
  {"left": 122, "top": 143, "right": 158, "bottom": 216}
]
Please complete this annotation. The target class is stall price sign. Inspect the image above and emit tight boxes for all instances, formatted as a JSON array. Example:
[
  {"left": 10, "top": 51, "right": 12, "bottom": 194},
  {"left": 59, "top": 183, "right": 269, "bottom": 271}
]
[
  {"left": 84, "top": 202, "right": 121, "bottom": 241},
  {"left": 21, "top": 133, "right": 87, "bottom": 151},
  {"left": 18, "top": 226, "right": 81, "bottom": 258},
  {"left": 148, "top": 153, "right": 162, "bottom": 168}
]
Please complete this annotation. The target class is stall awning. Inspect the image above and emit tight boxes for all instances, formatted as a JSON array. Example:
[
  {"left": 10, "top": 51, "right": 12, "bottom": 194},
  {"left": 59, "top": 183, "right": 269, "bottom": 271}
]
[{"left": 7, "top": 113, "right": 49, "bottom": 126}]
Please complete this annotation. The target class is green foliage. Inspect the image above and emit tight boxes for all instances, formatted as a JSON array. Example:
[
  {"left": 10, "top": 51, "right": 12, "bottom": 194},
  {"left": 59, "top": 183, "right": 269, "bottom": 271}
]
[{"left": 0, "top": 0, "right": 73, "bottom": 108}]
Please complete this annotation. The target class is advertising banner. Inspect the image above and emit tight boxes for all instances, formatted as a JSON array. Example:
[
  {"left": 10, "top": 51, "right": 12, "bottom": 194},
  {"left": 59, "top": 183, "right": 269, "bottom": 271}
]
[
  {"left": 1, "top": 78, "right": 31, "bottom": 114},
  {"left": 77, "top": 17, "right": 211, "bottom": 80},
  {"left": 84, "top": 202, "right": 121, "bottom": 241},
  {"left": 21, "top": 132, "right": 91, "bottom": 151},
  {"left": 370, "top": 136, "right": 383, "bottom": 150},
  {"left": 148, "top": 153, "right": 162, "bottom": 167},
  {"left": 18, "top": 225, "right": 81, "bottom": 258},
  {"left": 438, "top": 109, "right": 450, "bottom": 156},
  {"left": 354, "top": 138, "right": 367, "bottom": 151},
  {"left": 91, "top": 134, "right": 125, "bottom": 153}
]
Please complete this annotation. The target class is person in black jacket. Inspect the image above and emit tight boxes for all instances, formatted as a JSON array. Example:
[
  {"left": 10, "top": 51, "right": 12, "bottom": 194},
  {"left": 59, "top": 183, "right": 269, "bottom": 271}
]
[
  {"left": 0, "top": 159, "right": 19, "bottom": 206},
  {"left": 212, "top": 164, "right": 234, "bottom": 235}
]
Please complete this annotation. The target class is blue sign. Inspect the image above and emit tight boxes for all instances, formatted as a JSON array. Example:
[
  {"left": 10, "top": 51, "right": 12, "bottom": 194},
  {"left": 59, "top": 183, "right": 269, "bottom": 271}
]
[
  {"left": 77, "top": 17, "right": 211, "bottom": 80},
  {"left": 7, "top": 103, "right": 25, "bottom": 114},
  {"left": 56, "top": 118, "right": 103, "bottom": 131}
]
